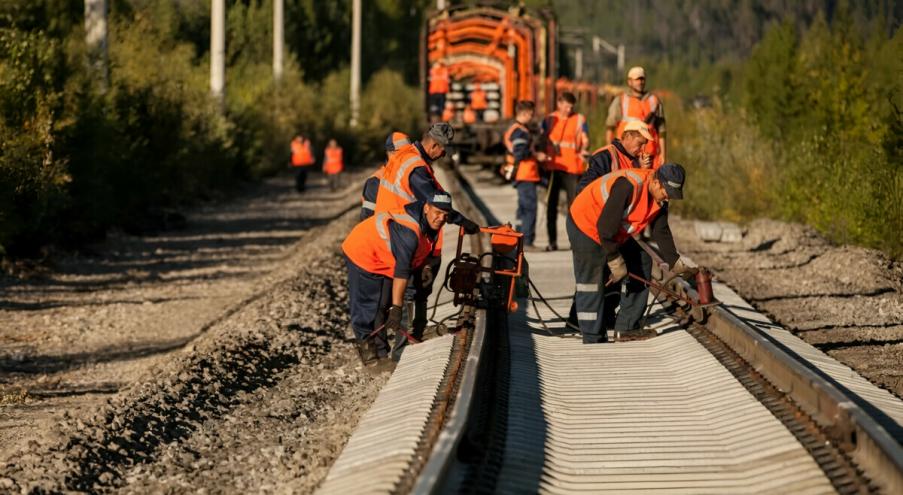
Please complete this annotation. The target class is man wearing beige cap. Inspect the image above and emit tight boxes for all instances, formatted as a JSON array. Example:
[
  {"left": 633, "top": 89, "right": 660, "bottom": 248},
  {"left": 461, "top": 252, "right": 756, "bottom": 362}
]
[
  {"left": 578, "top": 120, "right": 653, "bottom": 195},
  {"left": 605, "top": 66, "right": 666, "bottom": 168}
]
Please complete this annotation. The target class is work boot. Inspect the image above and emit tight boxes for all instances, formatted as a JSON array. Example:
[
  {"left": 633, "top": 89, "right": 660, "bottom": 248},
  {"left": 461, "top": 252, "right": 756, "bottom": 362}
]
[
  {"left": 524, "top": 244, "right": 543, "bottom": 252},
  {"left": 581, "top": 332, "right": 608, "bottom": 344},
  {"left": 356, "top": 340, "right": 379, "bottom": 366},
  {"left": 545, "top": 244, "right": 558, "bottom": 252}
]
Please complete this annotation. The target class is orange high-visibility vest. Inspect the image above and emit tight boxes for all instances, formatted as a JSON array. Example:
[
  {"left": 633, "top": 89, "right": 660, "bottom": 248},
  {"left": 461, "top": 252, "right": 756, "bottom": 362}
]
[
  {"left": 291, "top": 138, "right": 314, "bottom": 167},
  {"left": 441, "top": 106, "right": 456, "bottom": 122},
  {"left": 376, "top": 145, "right": 446, "bottom": 257},
  {"left": 569, "top": 168, "right": 662, "bottom": 245},
  {"left": 388, "top": 131, "right": 411, "bottom": 152},
  {"left": 470, "top": 86, "right": 488, "bottom": 110},
  {"left": 503, "top": 122, "right": 540, "bottom": 182},
  {"left": 463, "top": 105, "right": 477, "bottom": 124},
  {"left": 615, "top": 92, "right": 662, "bottom": 167},
  {"left": 323, "top": 146, "right": 343, "bottom": 175},
  {"left": 590, "top": 143, "right": 635, "bottom": 172},
  {"left": 544, "top": 112, "right": 587, "bottom": 175},
  {"left": 429, "top": 64, "right": 449, "bottom": 94},
  {"left": 342, "top": 207, "right": 434, "bottom": 278}
]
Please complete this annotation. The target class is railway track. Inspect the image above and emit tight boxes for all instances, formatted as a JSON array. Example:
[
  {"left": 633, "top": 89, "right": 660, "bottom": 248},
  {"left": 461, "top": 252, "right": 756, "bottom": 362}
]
[{"left": 319, "top": 166, "right": 903, "bottom": 494}]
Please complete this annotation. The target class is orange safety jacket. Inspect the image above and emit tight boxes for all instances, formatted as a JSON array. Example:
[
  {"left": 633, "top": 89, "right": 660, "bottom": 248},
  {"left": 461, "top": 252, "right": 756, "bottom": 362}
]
[
  {"left": 470, "top": 87, "right": 488, "bottom": 110},
  {"left": 376, "top": 144, "right": 446, "bottom": 257},
  {"left": 290, "top": 138, "right": 315, "bottom": 167},
  {"left": 503, "top": 122, "right": 540, "bottom": 182},
  {"left": 428, "top": 64, "right": 450, "bottom": 95},
  {"left": 615, "top": 92, "right": 663, "bottom": 168},
  {"left": 323, "top": 146, "right": 344, "bottom": 175},
  {"left": 544, "top": 112, "right": 587, "bottom": 175},
  {"left": 569, "top": 168, "right": 662, "bottom": 245},
  {"left": 342, "top": 207, "right": 435, "bottom": 278},
  {"left": 462, "top": 105, "right": 477, "bottom": 124},
  {"left": 590, "top": 143, "right": 635, "bottom": 172},
  {"left": 441, "top": 106, "right": 456, "bottom": 122}
]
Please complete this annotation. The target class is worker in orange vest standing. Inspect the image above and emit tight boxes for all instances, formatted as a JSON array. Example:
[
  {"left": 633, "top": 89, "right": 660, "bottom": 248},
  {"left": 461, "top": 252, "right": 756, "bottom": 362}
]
[
  {"left": 469, "top": 82, "right": 488, "bottom": 121},
  {"left": 342, "top": 194, "right": 452, "bottom": 365},
  {"left": 566, "top": 164, "right": 693, "bottom": 343},
  {"left": 361, "top": 132, "right": 411, "bottom": 220},
  {"left": 428, "top": 61, "right": 450, "bottom": 121},
  {"left": 606, "top": 66, "right": 666, "bottom": 168},
  {"left": 290, "top": 134, "right": 315, "bottom": 192},
  {"left": 502, "top": 100, "right": 547, "bottom": 250},
  {"left": 377, "top": 123, "right": 480, "bottom": 354},
  {"left": 441, "top": 102, "right": 456, "bottom": 123},
  {"left": 462, "top": 104, "right": 477, "bottom": 124},
  {"left": 323, "top": 139, "right": 344, "bottom": 191},
  {"left": 541, "top": 91, "right": 589, "bottom": 251}
]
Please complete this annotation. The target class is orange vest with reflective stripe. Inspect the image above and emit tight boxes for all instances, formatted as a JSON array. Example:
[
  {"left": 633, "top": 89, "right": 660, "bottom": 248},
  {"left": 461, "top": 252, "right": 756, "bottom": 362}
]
[
  {"left": 323, "top": 146, "right": 343, "bottom": 174},
  {"left": 470, "top": 87, "right": 488, "bottom": 110},
  {"left": 429, "top": 65, "right": 449, "bottom": 94},
  {"left": 503, "top": 122, "right": 540, "bottom": 182},
  {"left": 615, "top": 93, "right": 662, "bottom": 166},
  {"left": 569, "top": 168, "right": 662, "bottom": 245},
  {"left": 291, "top": 138, "right": 314, "bottom": 167},
  {"left": 590, "top": 143, "right": 635, "bottom": 173},
  {"left": 376, "top": 145, "right": 431, "bottom": 213},
  {"left": 544, "top": 112, "right": 587, "bottom": 174},
  {"left": 342, "top": 208, "right": 434, "bottom": 278},
  {"left": 389, "top": 132, "right": 411, "bottom": 152}
]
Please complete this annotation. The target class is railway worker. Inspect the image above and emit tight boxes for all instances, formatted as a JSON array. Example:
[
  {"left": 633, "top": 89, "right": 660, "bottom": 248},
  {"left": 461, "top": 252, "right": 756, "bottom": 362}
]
[
  {"left": 361, "top": 132, "right": 411, "bottom": 220},
  {"left": 605, "top": 66, "right": 666, "bottom": 168},
  {"left": 428, "top": 61, "right": 450, "bottom": 121},
  {"left": 462, "top": 104, "right": 477, "bottom": 124},
  {"left": 566, "top": 164, "right": 693, "bottom": 343},
  {"left": 342, "top": 194, "right": 452, "bottom": 365},
  {"left": 577, "top": 121, "right": 654, "bottom": 195},
  {"left": 541, "top": 91, "right": 589, "bottom": 251},
  {"left": 441, "top": 102, "right": 456, "bottom": 122},
  {"left": 323, "top": 139, "right": 344, "bottom": 191},
  {"left": 502, "top": 100, "right": 548, "bottom": 251},
  {"left": 470, "top": 83, "right": 488, "bottom": 121},
  {"left": 289, "top": 134, "right": 315, "bottom": 193},
  {"left": 376, "top": 123, "right": 481, "bottom": 351}
]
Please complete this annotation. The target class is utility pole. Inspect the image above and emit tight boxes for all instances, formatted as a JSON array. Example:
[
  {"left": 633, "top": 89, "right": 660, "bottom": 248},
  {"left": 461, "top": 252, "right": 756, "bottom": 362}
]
[
  {"left": 84, "top": 0, "right": 108, "bottom": 91},
  {"left": 211, "top": 0, "right": 226, "bottom": 105},
  {"left": 273, "top": 0, "right": 284, "bottom": 81},
  {"left": 350, "top": 0, "right": 361, "bottom": 128}
]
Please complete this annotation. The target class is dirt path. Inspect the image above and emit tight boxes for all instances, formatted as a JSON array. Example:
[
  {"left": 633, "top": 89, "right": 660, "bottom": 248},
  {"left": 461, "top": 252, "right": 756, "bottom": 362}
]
[
  {"left": 0, "top": 172, "right": 390, "bottom": 492},
  {"left": 671, "top": 217, "right": 903, "bottom": 398}
]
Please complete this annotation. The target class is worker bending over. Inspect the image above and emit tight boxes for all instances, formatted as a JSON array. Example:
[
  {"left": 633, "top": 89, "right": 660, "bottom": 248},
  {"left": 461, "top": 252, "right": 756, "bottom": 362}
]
[
  {"left": 343, "top": 195, "right": 452, "bottom": 365},
  {"left": 541, "top": 91, "right": 589, "bottom": 251},
  {"left": 567, "top": 164, "right": 692, "bottom": 343},
  {"left": 289, "top": 135, "right": 315, "bottom": 192},
  {"left": 323, "top": 139, "right": 344, "bottom": 191},
  {"left": 606, "top": 66, "right": 666, "bottom": 168},
  {"left": 360, "top": 132, "right": 411, "bottom": 220},
  {"left": 377, "top": 123, "right": 480, "bottom": 351},
  {"left": 502, "top": 100, "right": 547, "bottom": 251},
  {"left": 579, "top": 120, "right": 653, "bottom": 194}
]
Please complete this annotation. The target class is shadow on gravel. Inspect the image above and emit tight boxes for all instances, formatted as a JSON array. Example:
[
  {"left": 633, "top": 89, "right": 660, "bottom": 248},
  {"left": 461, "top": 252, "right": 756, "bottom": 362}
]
[{"left": 0, "top": 295, "right": 207, "bottom": 312}]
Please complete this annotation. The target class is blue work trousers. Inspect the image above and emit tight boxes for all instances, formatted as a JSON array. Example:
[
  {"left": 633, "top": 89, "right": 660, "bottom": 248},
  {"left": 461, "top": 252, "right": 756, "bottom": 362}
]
[
  {"left": 515, "top": 181, "right": 538, "bottom": 246},
  {"left": 345, "top": 256, "right": 392, "bottom": 355}
]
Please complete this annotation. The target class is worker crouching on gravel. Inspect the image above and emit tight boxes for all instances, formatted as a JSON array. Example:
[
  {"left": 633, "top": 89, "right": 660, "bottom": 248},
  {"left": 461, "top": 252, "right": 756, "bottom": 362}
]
[
  {"left": 342, "top": 194, "right": 452, "bottom": 365},
  {"left": 502, "top": 100, "right": 547, "bottom": 251},
  {"left": 566, "top": 164, "right": 693, "bottom": 343},
  {"left": 360, "top": 132, "right": 411, "bottom": 220}
]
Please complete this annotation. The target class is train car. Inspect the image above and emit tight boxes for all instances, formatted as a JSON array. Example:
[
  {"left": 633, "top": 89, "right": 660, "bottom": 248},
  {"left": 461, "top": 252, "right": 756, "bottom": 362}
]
[{"left": 421, "top": 4, "right": 558, "bottom": 164}]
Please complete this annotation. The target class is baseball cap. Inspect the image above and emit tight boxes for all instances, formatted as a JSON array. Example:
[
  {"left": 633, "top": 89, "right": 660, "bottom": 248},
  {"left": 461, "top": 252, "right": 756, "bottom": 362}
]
[
  {"left": 384, "top": 131, "right": 411, "bottom": 152},
  {"left": 428, "top": 192, "right": 454, "bottom": 212},
  {"left": 623, "top": 120, "right": 653, "bottom": 141},
  {"left": 656, "top": 163, "right": 686, "bottom": 200},
  {"left": 427, "top": 122, "right": 455, "bottom": 147},
  {"left": 627, "top": 66, "right": 646, "bottom": 79}
]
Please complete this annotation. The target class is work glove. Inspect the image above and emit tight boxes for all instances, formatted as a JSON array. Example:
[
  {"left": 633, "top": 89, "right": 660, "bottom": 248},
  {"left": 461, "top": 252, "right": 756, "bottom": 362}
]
[
  {"left": 672, "top": 257, "right": 698, "bottom": 279},
  {"left": 460, "top": 217, "right": 481, "bottom": 235},
  {"left": 385, "top": 305, "right": 404, "bottom": 333},
  {"left": 420, "top": 263, "right": 434, "bottom": 289},
  {"left": 606, "top": 255, "right": 628, "bottom": 286}
]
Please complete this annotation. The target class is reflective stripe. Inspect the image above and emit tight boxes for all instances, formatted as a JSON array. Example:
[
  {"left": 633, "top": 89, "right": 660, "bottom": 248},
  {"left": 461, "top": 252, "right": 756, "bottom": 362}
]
[
  {"left": 393, "top": 137, "right": 411, "bottom": 148},
  {"left": 622, "top": 116, "right": 643, "bottom": 122},
  {"left": 576, "top": 283, "right": 598, "bottom": 292},
  {"left": 622, "top": 93, "right": 629, "bottom": 119},
  {"left": 553, "top": 141, "right": 578, "bottom": 149},
  {"left": 577, "top": 312, "right": 598, "bottom": 321},
  {"left": 380, "top": 178, "right": 416, "bottom": 202},
  {"left": 511, "top": 138, "right": 528, "bottom": 146},
  {"left": 361, "top": 200, "right": 376, "bottom": 211},
  {"left": 393, "top": 213, "right": 417, "bottom": 225},
  {"left": 394, "top": 155, "right": 423, "bottom": 184},
  {"left": 375, "top": 213, "right": 391, "bottom": 250}
]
